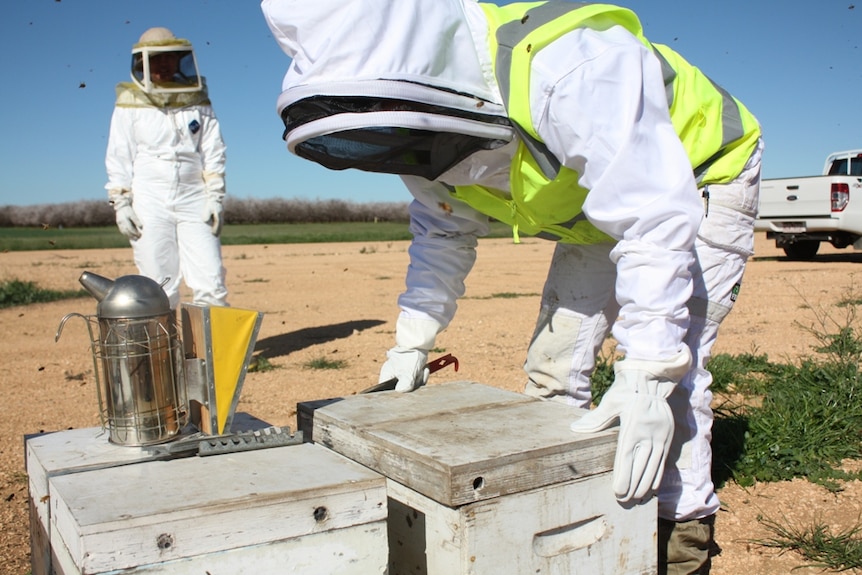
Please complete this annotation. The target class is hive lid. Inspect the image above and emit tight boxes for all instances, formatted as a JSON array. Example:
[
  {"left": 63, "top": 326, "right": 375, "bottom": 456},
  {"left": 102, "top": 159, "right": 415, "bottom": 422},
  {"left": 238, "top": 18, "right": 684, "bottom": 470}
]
[{"left": 308, "top": 381, "right": 617, "bottom": 507}]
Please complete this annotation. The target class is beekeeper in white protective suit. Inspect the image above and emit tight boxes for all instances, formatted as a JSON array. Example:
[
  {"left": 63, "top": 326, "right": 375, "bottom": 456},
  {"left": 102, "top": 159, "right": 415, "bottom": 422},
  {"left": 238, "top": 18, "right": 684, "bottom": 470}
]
[
  {"left": 105, "top": 27, "right": 229, "bottom": 309},
  {"left": 262, "top": 1, "right": 762, "bottom": 572}
]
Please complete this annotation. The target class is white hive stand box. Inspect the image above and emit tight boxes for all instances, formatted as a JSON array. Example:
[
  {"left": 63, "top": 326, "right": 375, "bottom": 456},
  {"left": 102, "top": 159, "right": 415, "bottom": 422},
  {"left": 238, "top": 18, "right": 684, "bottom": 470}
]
[
  {"left": 300, "top": 380, "right": 657, "bottom": 575},
  {"left": 27, "top": 415, "right": 275, "bottom": 574},
  {"left": 26, "top": 423, "right": 388, "bottom": 575}
]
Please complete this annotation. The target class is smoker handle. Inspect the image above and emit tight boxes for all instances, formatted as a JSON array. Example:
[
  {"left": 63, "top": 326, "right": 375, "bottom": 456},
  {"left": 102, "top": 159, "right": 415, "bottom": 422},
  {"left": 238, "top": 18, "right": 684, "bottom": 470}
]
[{"left": 55, "top": 312, "right": 89, "bottom": 342}]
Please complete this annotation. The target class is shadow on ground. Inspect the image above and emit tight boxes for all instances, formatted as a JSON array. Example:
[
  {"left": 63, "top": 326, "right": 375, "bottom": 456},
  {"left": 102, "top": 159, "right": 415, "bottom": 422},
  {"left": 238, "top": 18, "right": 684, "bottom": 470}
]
[
  {"left": 752, "top": 252, "right": 862, "bottom": 264},
  {"left": 254, "top": 319, "right": 386, "bottom": 359}
]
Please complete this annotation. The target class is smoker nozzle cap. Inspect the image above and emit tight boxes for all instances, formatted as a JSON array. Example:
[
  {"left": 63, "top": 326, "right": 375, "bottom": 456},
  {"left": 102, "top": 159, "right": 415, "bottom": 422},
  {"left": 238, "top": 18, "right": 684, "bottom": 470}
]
[{"left": 79, "top": 272, "right": 171, "bottom": 319}]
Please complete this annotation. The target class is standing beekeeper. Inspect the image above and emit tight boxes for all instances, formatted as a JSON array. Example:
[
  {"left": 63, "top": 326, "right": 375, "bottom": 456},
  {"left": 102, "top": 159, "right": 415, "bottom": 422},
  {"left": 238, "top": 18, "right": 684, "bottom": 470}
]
[
  {"left": 105, "top": 27, "right": 229, "bottom": 309},
  {"left": 262, "top": 1, "right": 762, "bottom": 572}
]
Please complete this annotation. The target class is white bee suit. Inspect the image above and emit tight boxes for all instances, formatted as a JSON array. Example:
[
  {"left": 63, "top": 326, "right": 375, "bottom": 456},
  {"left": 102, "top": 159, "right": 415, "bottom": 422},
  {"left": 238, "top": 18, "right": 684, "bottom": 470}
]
[
  {"left": 105, "top": 100, "right": 228, "bottom": 309},
  {"left": 263, "top": 0, "right": 762, "bottom": 523}
]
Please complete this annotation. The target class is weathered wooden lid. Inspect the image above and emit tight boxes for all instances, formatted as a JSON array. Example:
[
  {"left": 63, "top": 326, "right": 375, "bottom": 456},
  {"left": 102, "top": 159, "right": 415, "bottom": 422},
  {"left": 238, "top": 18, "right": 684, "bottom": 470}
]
[{"left": 308, "top": 381, "right": 618, "bottom": 507}]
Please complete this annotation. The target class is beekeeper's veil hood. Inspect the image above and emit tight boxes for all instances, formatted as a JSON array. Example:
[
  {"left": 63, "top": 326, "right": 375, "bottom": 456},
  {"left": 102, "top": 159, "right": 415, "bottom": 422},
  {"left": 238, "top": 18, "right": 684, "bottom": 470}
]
[
  {"left": 131, "top": 27, "right": 203, "bottom": 94},
  {"left": 261, "top": 0, "right": 514, "bottom": 180}
]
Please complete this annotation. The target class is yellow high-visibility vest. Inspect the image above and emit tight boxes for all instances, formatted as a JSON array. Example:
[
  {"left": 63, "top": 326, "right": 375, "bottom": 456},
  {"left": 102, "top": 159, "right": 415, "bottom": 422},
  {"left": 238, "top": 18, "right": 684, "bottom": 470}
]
[{"left": 450, "top": 1, "right": 760, "bottom": 244}]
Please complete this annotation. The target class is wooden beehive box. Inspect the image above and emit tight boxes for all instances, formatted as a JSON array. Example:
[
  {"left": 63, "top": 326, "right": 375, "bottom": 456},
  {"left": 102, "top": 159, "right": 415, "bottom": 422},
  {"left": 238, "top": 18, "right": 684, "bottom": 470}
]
[
  {"left": 26, "top": 415, "right": 271, "bottom": 575},
  {"left": 26, "top": 427, "right": 388, "bottom": 575},
  {"left": 300, "top": 380, "right": 657, "bottom": 574}
]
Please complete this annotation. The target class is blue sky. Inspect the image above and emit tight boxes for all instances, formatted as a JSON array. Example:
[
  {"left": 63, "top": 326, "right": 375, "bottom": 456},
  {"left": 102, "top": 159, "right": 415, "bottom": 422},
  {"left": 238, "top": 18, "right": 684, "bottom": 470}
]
[{"left": 0, "top": 0, "right": 858, "bottom": 207}]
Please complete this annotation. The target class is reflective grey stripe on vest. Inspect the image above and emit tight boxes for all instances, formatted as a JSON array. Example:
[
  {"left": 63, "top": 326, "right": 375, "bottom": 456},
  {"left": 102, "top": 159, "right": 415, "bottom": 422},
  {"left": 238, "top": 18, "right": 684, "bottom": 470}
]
[
  {"left": 651, "top": 47, "right": 677, "bottom": 108},
  {"left": 533, "top": 211, "right": 592, "bottom": 240},
  {"left": 494, "top": 2, "right": 590, "bottom": 181},
  {"left": 510, "top": 121, "right": 560, "bottom": 181},
  {"left": 494, "top": 3, "right": 748, "bottom": 185},
  {"left": 692, "top": 78, "right": 745, "bottom": 182},
  {"left": 651, "top": 48, "right": 745, "bottom": 183},
  {"left": 494, "top": 2, "right": 590, "bottom": 107}
]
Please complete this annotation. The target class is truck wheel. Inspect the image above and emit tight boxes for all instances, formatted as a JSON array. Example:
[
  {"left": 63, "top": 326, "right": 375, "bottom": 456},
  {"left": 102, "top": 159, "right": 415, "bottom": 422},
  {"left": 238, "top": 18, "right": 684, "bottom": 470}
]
[{"left": 783, "top": 241, "right": 820, "bottom": 260}]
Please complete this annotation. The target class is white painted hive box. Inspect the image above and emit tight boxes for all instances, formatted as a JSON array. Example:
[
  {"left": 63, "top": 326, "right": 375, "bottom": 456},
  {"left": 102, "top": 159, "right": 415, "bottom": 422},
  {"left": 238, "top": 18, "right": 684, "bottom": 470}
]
[
  {"left": 305, "top": 380, "right": 657, "bottom": 575},
  {"left": 27, "top": 429, "right": 388, "bottom": 575}
]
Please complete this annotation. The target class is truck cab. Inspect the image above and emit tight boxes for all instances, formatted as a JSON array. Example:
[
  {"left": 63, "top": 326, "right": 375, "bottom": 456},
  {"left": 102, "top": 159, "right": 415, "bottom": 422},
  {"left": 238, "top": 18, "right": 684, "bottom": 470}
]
[
  {"left": 825, "top": 150, "right": 862, "bottom": 176},
  {"left": 755, "top": 149, "right": 862, "bottom": 260}
]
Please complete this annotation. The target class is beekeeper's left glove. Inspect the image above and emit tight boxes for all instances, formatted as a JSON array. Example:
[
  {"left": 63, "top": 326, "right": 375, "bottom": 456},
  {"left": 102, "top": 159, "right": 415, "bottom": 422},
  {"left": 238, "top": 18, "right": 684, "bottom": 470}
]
[
  {"left": 570, "top": 349, "right": 691, "bottom": 503},
  {"left": 203, "top": 194, "right": 224, "bottom": 236},
  {"left": 202, "top": 172, "right": 226, "bottom": 236},
  {"left": 379, "top": 316, "right": 441, "bottom": 392}
]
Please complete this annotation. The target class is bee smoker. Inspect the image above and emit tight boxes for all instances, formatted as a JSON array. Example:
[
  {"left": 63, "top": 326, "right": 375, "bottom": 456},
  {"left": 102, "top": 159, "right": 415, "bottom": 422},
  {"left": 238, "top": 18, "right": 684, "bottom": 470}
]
[{"left": 56, "top": 271, "right": 186, "bottom": 446}]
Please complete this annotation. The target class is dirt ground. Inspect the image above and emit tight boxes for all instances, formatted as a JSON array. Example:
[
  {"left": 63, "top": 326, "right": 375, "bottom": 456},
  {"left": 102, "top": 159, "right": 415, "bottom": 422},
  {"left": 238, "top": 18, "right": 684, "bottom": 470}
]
[{"left": 1, "top": 233, "right": 861, "bottom": 574}]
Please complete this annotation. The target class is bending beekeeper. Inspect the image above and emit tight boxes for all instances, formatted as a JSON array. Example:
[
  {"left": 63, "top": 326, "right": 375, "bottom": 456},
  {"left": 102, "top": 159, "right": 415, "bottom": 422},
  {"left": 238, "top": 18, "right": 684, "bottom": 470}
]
[
  {"left": 105, "top": 27, "right": 229, "bottom": 309},
  {"left": 262, "top": 1, "right": 762, "bottom": 573}
]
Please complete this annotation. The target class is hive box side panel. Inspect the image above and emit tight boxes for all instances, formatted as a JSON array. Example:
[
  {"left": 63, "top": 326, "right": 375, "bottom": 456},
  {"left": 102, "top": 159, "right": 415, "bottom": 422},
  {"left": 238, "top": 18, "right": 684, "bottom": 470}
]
[
  {"left": 48, "top": 444, "right": 387, "bottom": 573},
  {"left": 387, "top": 474, "right": 656, "bottom": 575},
  {"left": 28, "top": 488, "right": 50, "bottom": 575},
  {"left": 386, "top": 479, "right": 467, "bottom": 575},
  {"left": 50, "top": 521, "right": 388, "bottom": 575},
  {"left": 26, "top": 427, "right": 148, "bottom": 575},
  {"left": 26, "top": 415, "right": 276, "bottom": 575},
  {"left": 458, "top": 474, "right": 657, "bottom": 574}
]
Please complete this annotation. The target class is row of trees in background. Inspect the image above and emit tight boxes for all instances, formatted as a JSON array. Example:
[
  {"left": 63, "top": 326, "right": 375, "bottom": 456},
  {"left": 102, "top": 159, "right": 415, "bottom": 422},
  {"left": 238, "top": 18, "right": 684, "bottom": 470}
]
[{"left": 0, "top": 197, "right": 412, "bottom": 228}]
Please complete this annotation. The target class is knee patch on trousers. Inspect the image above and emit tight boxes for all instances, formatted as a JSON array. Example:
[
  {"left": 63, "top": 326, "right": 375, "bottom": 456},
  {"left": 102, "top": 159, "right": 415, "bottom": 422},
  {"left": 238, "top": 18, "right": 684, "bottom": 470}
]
[
  {"left": 523, "top": 307, "right": 588, "bottom": 404},
  {"left": 687, "top": 296, "right": 732, "bottom": 324}
]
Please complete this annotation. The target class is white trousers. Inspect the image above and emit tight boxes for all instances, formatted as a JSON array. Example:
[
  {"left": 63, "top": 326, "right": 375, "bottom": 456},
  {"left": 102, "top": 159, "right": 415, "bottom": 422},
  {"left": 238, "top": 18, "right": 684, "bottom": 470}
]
[
  {"left": 130, "top": 191, "right": 228, "bottom": 309},
  {"left": 524, "top": 141, "right": 763, "bottom": 521}
]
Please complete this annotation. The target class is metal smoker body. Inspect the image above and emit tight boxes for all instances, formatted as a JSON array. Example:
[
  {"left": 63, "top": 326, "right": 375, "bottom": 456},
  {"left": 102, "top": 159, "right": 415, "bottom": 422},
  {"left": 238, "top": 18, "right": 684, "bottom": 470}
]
[{"left": 57, "top": 272, "right": 185, "bottom": 446}]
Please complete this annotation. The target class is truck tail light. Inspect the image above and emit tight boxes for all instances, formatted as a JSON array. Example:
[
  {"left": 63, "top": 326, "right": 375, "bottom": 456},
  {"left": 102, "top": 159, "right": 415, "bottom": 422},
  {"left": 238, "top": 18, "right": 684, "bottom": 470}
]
[{"left": 831, "top": 182, "right": 849, "bottom": 212}]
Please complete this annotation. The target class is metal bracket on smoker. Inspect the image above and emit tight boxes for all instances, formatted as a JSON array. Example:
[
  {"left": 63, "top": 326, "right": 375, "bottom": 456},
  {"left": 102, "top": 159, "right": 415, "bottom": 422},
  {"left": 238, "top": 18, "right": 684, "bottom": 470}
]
[{"left": 143, "top": 425, "right": 304, "bottom": 460}]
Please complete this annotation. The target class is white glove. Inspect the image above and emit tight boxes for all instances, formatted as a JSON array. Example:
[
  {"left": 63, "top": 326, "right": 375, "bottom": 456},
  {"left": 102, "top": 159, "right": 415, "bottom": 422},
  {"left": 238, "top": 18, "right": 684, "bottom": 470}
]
[
  {"left": 571, "top": 349, "right": 691, "bottom": 503},
  {"left": 109, "top": 191, "right": 142, "bottom": 241},
  {"left": 379, "top": 316, "right": 441, "bottom": 392},
  {"left": 203, "top": 195, "right": 224, "bottom": 236},
  {"left": 202, "top": 172, "right": 226, "bottom": 237}
]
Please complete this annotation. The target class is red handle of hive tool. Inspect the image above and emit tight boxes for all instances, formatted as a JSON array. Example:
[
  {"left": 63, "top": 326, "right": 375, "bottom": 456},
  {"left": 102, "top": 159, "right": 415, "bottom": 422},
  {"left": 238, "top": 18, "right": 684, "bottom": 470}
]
[
  {"left": 359, "top": 353, "right": 459, "bottom": 394},
  {"left": 425, "top": 353, "right": 459, "bottom": 374}
]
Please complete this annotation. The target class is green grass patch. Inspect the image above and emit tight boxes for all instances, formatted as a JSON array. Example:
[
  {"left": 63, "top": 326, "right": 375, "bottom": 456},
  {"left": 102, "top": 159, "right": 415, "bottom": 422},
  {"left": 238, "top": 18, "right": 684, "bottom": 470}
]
[
  {"left": 706, "top": 351, "right": 789, "bottom": 395},
  {"left": 0, "top": 221, "right": 515, "bottom": 252},
  {"left": 730, "top": 357, "right": 862, "bottom": 489},
  {"left": 0, "top": 279, "right": 86, "bottom": 308},
  {"left": 0, "top": 226, "right": 130, "bottom": 251},
  {"left": 303, "top": 356, "right": 347, "bottom": 370},
  {"left": 754, "top": 516, "right": 862, "bottom": 572},
  {"left": 246, "top": 356, "right": 276, "bottom": 373}
]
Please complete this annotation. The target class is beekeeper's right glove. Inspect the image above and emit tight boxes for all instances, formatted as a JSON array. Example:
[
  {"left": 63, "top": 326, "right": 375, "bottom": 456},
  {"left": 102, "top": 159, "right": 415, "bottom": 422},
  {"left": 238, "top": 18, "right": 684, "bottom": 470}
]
[
  {"left": 379, "top": 316, "right": 441, "bottom": 392},
  {"left": 570, "top": 349, "right": 691, "bottom": 503},
  {"left": 109, "top": 190, "right": 142, "bottom": 241}
]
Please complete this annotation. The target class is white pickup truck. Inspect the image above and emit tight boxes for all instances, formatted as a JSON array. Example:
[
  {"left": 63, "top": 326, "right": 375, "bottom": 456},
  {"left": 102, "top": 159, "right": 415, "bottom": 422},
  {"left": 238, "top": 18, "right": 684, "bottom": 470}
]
[{"left": 755, "top": 149, "right": 862, "bottom": 259}]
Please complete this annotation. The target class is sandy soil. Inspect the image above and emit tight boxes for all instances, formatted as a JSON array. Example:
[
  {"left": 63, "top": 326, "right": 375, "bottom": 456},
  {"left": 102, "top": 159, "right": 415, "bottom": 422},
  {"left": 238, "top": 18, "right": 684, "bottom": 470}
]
[{"left": 1, "top": 234, "right": 861, "bottom": 574}]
